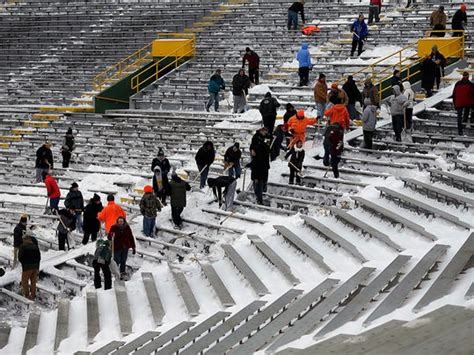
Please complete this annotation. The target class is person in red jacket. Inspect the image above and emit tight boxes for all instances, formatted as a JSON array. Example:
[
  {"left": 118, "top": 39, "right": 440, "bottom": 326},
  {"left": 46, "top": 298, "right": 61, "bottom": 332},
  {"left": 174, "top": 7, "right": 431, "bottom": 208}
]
[
  {"left": 242, "top": 47, "right": 260, "bottom": 85},
  {"left": 42, "top": 171, "right": 60, "bottom": 214},
  {"left": 453, "top": 72, "right": 474, "bottom": 136},
  {"left": 324, "top": 97, "right": 351, "bottom": 131},
  {"left": 108, "top": 216, "right": 136, "bottom": 279},
  {"left": 368, "top": 0, "right": 382, "bottom": 24}
]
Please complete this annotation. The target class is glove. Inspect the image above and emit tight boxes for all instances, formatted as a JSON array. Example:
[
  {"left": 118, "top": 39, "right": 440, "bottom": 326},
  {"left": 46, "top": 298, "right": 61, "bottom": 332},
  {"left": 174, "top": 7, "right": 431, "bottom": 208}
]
[{"left": 132, "top": 249, "right": 136, "bottom": 255}]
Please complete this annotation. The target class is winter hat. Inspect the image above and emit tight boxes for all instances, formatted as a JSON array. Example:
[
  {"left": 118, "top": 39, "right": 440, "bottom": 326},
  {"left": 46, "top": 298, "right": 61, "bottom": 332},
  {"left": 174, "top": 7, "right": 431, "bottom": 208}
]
[
  {"left": 318, "top": 73, "right": 326, "bottom": 79},
  {"left": 432, "top": 45, "right": 438, "bottom": 51},
  {"left": 297, "top": 109, "right": 305, "bottom": 118},
  {"left": 71, "top": 182, "right": 79, "bottom": 189},
  {"left": 66, "top": 127, "right": 73, "bottom": 135},
  {"left": 245, "top": 47, "right": 251, "bottom": 52},
  {"left": 265, "top": 92, "right": 272, "bottom": 98},
  {"left": 462, "top": 71, "right": 469, "bottom": 78},
  {"left": 461, "top": 4, "right": 466, "bottom": 11},
  {"left": 286, "top": 103, "right": 295, "bottom": 111},
  {"left": 92, "top": 193, "right": 101, "bottom": 202},
  {"left": 331, "top": 82, "right": 339, "bottom": 89},
  {"left": 143, "top": 185, "right": 153, "bottom": 193},
  {"left": 234, "top": 142, "right": 240, "bottom": 148},
  {"left": 20, "top": 214, "right": 28, "bottom": 223},
  {"left": 157, "top": 148, "right": 165, "bottom": 157},
  {"left": 439, "top": 5, "right": 444, "bottom": 11}
]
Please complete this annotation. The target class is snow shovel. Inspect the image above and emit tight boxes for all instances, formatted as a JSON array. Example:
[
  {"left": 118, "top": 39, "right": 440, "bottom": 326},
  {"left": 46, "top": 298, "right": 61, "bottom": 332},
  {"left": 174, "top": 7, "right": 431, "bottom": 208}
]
[
  {"left": 313, "top": 154, "right": 331, "bottom": 178},
  {"left": 191, "top": 165, "right": 208, "bottom": 185},
  {"left": 219, "top": 209, "right": 238, "bottom": 225},
  {"left": 44, "top": 197, "right": 50, "bottom": 215},
  {"left": 289, "top": 161, "right": 306, "bottom": 178},
  {"left": 401, "top": 109, "right": 412, "bottom": 142},
  {"left": 109, "top": 234, "right": 120, "bottom": 279}
]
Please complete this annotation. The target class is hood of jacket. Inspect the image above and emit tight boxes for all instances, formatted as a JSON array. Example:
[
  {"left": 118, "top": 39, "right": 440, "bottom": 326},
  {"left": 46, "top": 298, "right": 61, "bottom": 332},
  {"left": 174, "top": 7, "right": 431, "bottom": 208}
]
[
  {"left": 393, "top": 85, "right": 402, "bottom": 96},
  {"left": 301, "top": 43, "right": 308, "bottom": 50},
  {"left": 402, "top": 81, "right": 412, "bottom": 91}
]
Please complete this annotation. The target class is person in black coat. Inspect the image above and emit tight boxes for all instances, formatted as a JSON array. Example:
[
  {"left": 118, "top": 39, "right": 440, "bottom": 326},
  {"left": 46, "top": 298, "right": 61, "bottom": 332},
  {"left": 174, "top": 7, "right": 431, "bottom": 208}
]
[
  {"left": 259, "top": 92, "right": 281, "bottom": 133},
  {"left": 452, "top": 5, "right": 467, "bottom": 37},
  {"left": 57, "top": 207, "right": 76, "bottom": 251},
  {"left": 35, "top": 142, "right": 53, "bottom": 182},
  {"left": 421, "top": 56, "right": 437, "bottom": 97},
  {"left": 65, "top": 182, "right": 84, "bottom": 233},
  {"left": 151, "top": 148, "right": 171, "bottom": 205},
  {"left": 390, "top": 70, "right": 403, "bottom": 89},
  {"left": 285, "top": 140, "right": 305, "bottom": 185},
  {"left": 224, "top": 143, "right": 242, "bottom": 179},
  {"left": 232, "top": 69, "right": 251, "bottom": 114},
  {"left": 195, "top": 141, "right": 215, "bottom": 189},
  {"left": 342, "top": 75, "right": 362, "bottom": 120},
  {"left": 270, "top": 124, "right": 288, "bottom": 161},
  {"left": 61, "top": 128, "right": 75, "bottom": 168},
  {"left": 13, "top": 214, "right": 28, "bottom": 267},
  {"left": 82, "top": 194, "right": 103, "bottom": 244},
  {"left": 247, "top": 127, "right": 270, "bottom": 205}
]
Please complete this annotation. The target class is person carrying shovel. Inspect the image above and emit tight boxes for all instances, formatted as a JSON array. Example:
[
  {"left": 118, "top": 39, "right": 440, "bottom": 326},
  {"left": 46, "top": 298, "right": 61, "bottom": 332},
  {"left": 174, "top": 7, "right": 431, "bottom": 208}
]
[{"left": 285, "top": 140, "right": 305, "bottom": 185}]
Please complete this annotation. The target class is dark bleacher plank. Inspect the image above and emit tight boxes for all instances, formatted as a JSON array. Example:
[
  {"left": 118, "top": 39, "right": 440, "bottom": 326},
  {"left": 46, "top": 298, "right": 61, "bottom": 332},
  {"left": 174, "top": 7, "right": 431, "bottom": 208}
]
[
  {"left": 114, "top": 281, "right": 133, "bottom": 335},
  {"left": 248, "top": 235, "right": 300, "bottom": 285},
  {"left": 364, "top": 244, "right": 450, "bottom": 324},
  {"left": 133, "top": 321, "right": 195, "bottom": 355},
  {"left": 301, "top": 215, "right": 368, "bottom": 263},
  {"left": 86, "top": 292, "right": 100, "bottom": 344},
  {"left": 0, "top": 322, "right": 11, "bottom": 349},
  {"left": 21, "top": 311, "right": 40, "bottom": 355},
  {"left": 267, "top": 267, "right": 375, "bottom": 351},
  {"left": 414, "top": 233, "right": 474, "bottom": 311},
  {"left": 111, "top": 331, "right": 160, "bottom": 355},
  {"left": 351, "top": 196, "right": 438, "bottom": 241},
  {"left": 316, "top": 255, "right": 411, "bottom": 337},
  {"left": 228, "top": 278, "right": 339, "bottom": 354},
  {"left": 155, "top": 312, "right": 230, "bottom": 354},
  {"left": 91, "top": 340, "right": 125, "bottom": 355},
  {"left": 206, "top": 289, "right": 303, "bottom": 355},
  {"left": 54, "top": 299, "right": 69, "bottom": 351},
  {"left": 221, "top": 244, "right": 269, "bottom": 296},
  {"left": 427, "top": 168, "right": 474, "bottom": 192},
  {"left": 171, "top": 269, "right": 200, "bottom": 317},
  {"left": 141, "top": 272, "right": 165, "bottom": 326},
  {"left": 180, "top": 300, "right": 267, "bottom": 355},
  {"left": 376, "top": 186, "right": 472, "bottom": 229},
  {"left": 328, "top": 206, "right": 403, "bottom": 251},
  {"left": 273, "top": 225, "right": 332, "bottom": 273},
  {"left": 200, "top": 263, "right": 236, "bottom": 307}
]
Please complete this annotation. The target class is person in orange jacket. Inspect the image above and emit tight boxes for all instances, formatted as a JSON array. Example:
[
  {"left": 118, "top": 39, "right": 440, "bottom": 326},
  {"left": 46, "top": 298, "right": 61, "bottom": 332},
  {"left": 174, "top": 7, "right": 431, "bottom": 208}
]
[
  {"left": 97, "top": 194, "right": 126, "bottom": 233},
  {"left": 324, "top": 97, "right": 351, "bottom": 131},
  {"left": 287, "top": 109, "right": 317, "bottom": 147}
]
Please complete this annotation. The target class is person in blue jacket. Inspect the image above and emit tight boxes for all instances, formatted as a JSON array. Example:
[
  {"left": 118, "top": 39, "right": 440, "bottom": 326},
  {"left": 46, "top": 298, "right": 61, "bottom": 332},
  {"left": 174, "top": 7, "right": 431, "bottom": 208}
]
[
  {"left": 350, "top": 14, "right": 368, "bottom": 57},
  {"left": 296, "top": 43, "right": 312, "bottom": 86},
  {"left": 206, "top": 69, "right": 225, "bottom": 112}
]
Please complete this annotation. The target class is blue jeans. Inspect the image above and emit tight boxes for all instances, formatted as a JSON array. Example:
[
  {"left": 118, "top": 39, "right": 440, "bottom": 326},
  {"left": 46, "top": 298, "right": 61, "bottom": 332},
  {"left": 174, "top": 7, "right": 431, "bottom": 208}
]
[
  {"left": 198, "top": 165, "right": 209, "bottom": 189},
  {"left": 347, "top": 104, "right": 357, "bottom": 120},
  {"left": 114, "top": 249, "right": 128, "bottom": 274},
  {"left": 315, "top": 102, "right": 326, "bottom": 119},
  {"left": 50, "top": 197, "right": 60, "bottom": 213},
  {"left": 143, "top": 216, "right": 156, "bottom": 237},
  {"left": 206, "top": 92, "right": 219, "bottom": 111},
  {"left": 288, "top": 10, "right": 298, "bottom": 30},
  {"left": 228, "top": 161, "right": 241, "bottom": 179}
]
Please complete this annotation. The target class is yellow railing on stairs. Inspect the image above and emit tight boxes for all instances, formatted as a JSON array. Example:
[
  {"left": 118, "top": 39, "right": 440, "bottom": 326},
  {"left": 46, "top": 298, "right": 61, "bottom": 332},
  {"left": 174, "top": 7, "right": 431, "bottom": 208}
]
[
  {"left": 92, "top": 41, "right": 153, "bottom": 91},
  {"left": 343, "top": 30, "right": 465, "bottom": 100},
  {"left": 131, "top": 33, "right": 196, "bottom": 93}
]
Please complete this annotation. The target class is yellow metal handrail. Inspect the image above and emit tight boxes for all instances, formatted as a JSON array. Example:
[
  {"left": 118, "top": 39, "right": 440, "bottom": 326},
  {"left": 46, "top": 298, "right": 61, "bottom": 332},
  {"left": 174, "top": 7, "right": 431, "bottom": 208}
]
[
  {"left": 93, "top": 41, "right": 153, "bottom": 91},
  {"left": 131, "top": 37, "right": 196, "bottom": 93},
  {"left": 342, "top": 30, "right": 465, "bottom": 99}
]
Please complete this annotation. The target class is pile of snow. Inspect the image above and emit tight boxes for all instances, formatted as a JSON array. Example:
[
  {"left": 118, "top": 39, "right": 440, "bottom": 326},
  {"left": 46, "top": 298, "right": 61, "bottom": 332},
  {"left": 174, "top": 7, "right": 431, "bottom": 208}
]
[{"left": 249, "top": 84, "right": 273, "bottom": 95}]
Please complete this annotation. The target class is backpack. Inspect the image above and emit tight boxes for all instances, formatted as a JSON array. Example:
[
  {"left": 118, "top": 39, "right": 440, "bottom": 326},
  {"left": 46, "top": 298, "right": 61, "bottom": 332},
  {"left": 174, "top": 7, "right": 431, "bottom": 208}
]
[{"left": 94, "top": 239, "right": 112, "bottom": 265}]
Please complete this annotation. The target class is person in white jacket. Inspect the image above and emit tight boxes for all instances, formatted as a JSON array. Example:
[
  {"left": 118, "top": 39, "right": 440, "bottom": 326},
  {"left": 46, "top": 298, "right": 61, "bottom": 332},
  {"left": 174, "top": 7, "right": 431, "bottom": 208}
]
[{"left": 402, "top": 81, "right": 415, "bottom": 131}]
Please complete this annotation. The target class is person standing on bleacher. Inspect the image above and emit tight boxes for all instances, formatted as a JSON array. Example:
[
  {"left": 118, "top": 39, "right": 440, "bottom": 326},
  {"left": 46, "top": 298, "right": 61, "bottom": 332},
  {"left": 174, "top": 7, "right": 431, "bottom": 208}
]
[
  {"left": 195, "top": 141, "right": 215, "bottom": 190},
  {"left": 259, "top": 92, "right": 281, "bottom": 134},
  {"left": 108, "top": 216, "right": 135, "bottom": 280},
  {"left": 139, "top": 185, "right": 161, "bottom": 238},
  {"left": 452, "top": 72, "right": 474, "bottom": 136},
  {"left": 57, "top": 206, "right": 76, "bottom": 251},
  {"left": 151, "top": 148, "right": 171, "bottom": 205},
  {"left": 430, "top": 6, "right": 447, "bottom": 37},
  {"left": 206, "top": 69, "right": 225, "bottom": 112},
  {"left": 168, "top": 171, "right": 191, "bottom": 229},
  {"left": 452, "top": 4, "right": 468, "bottom": 37},
  {"left": 18, "top": 231, "right": 40, "bottom": 300},
  {"left": 232, "top": 69, "right": 251, "bottom": 114},
  {"left": 287, "top": 0, "right": 305, "bottom": 31},
  {"left": 64, "top": 182, "right": 84, "bottom": 233},
  {"left": 350, "top": 14, "right": 368, "bottom": 57},
  {"left": 97, "top": 194, "right": 126, "bottom": 234},
  {"left": 35, "top": 141, "right": 53, "bottom": 183},
  {"left": 296, "top": 43, "right": 312, "bottom": 86},
  {"left": 368, "top": 0, "right": 382, "bottom": 25},
  {"left": 13, "top": 214, "right": 28, "bottom": 268},
  {"left": 82, "top": 194, "right": 103, "bottom": 245},
  {"left": 314, "top": 73, "right": 328, "bottom": 119},
  {"left": 388, "top": 85, "right": 408, "bottom": 142},
  {"left": 242, "top": 47, "right": 260, "bottom": 85},
  {"left": 42, "top": 171, "right": 60, "bottom": 214}
]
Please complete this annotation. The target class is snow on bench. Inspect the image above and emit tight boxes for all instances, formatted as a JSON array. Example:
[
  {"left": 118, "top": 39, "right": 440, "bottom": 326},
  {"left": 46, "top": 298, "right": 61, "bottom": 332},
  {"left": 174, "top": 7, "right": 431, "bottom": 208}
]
[
  {"left": 248, "top": 235, "right": 300, "bottom": 286},
  {"left": 111, "top": 331, "right": 160, "bottom": 355},
  {"left": 136, "top": 235, "right": 193, "bottom": 253},
  {"left": 304, "top": 163, "right": 390, "bottom": 178},
  {"left": 273, "top": 225, "right": 332, "bottom": 274},
  {"left": 364, "top": 244, "right": 450, "bottom": 325},
  {"left": 43, "top": 267, "right": 88, "bottom": 289},
  {"left": 21, "top": 311, "right": 40, "bottom": 355},
  {"left": 181, "top": 217, "right": 245, "bottom": 234},
  {"left": 301, "top": 215, "right": 368, "bottom": 263},
  {"left": 453, "top": 158, "right": 474, "bottom": 173},
  {"left": 328, "top": 206, "right": 403, "bottom": 251},
  {"left": 414, "top": 233, "right": 474, "bottom": 311},
  {"left": 65, "top": 260, "right": 94, "bottom": 275},
  {"left": 285, "top": 173, "right": 368, "bottom": 188},
  {"left": 155, "top": 225, "right": 217, "bottom": 243},
  {"left": 202, "top": 207, "right": 268, "bottom": 224},
  {"left": 141, "top": 273, "right": 165, "bottom": 327},
  {"left": 375, "top": 186, "right": 472, "bottom": 230},
  {"left": 351, "top": 196, "right": 438, "bottom": 241},
  {"left": 115, "top": 280, "right": 133, "bottom": 336},
  {"left": 229, "top": 278, "right": 339, "bottom": 354},
  {"left": 221, "top": 244, "right": 269, "bottom": 297},
  {"left": 0, "top": 287, "right": 34, "bottom": 306},
  {"left": 234, "top": 200, "right": 295, "bottom": 215},
  {"left": 267, "top": 181, "right": 343, "bottom": 197},
  {"left": 171, "top": 269, "right": 200, "bottom": 317},
  {"left": 133, "top": 321, "right": 196, "bottom": 355},
  {"left": 54, "top": 299, "right": 70, "bottom": 351},
  {"left": 267, "top": 267, "right": 375, "bottom": 351},
  {"left": 316, "top": 255, "right": 411, "bottom": 337},
  {"left": 342, "top": 156, "right": 418, "bottom": 169},
  {"left": 200, "top": 263, "right": 236, "bottom": 308},
  {"left": 155, "top": 311, "right": 230, "bottom": 355},
  {"left": 427, "top": 168, "right": 474, "bottom": 192},
  {"left": 466, "top": 282, "right": 474, "bottom": 300},
  {"left": 206, "top": 289, "right": 303, "bottom": 355}
]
